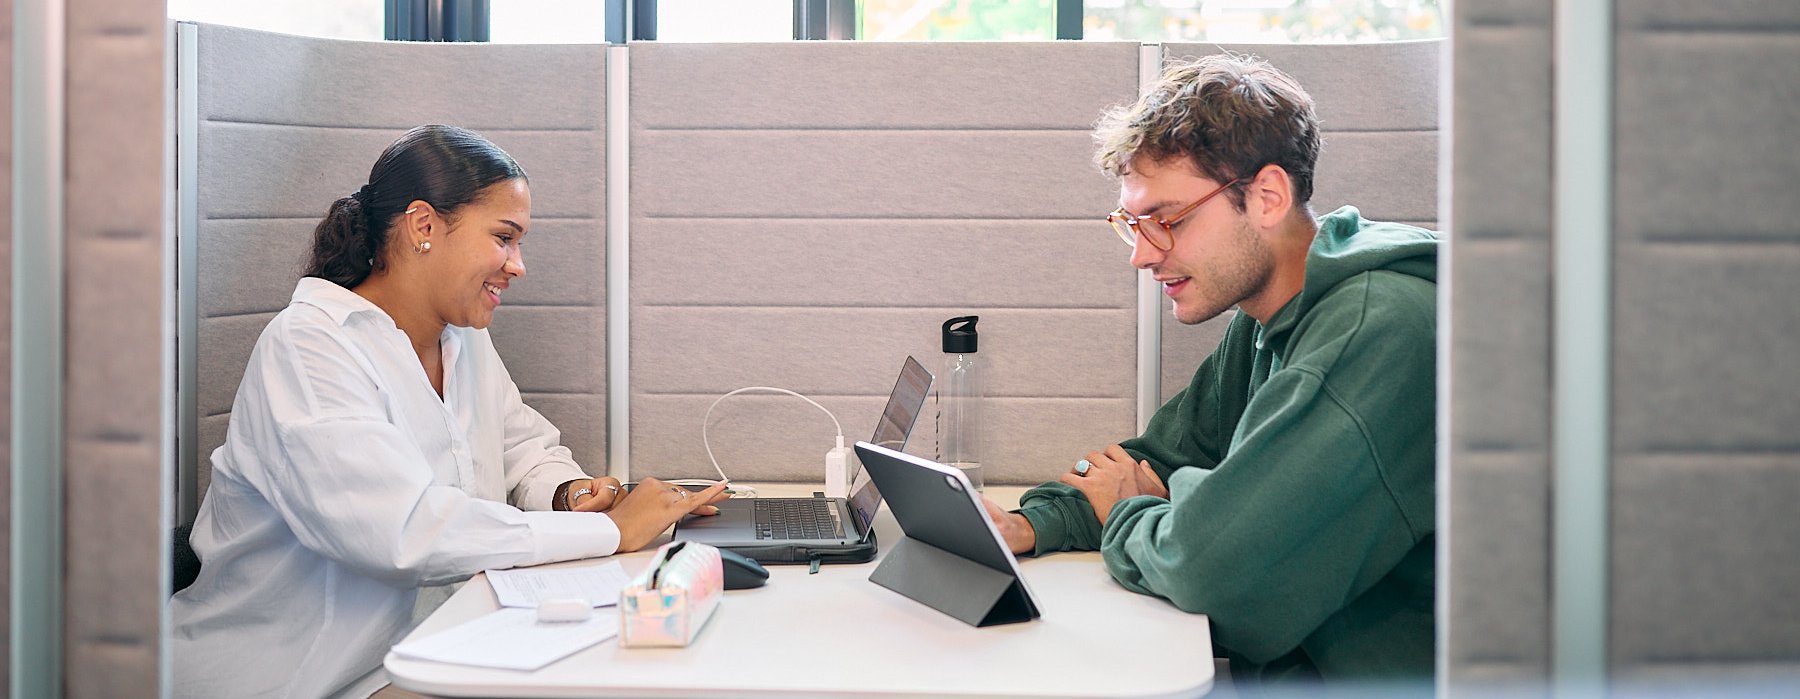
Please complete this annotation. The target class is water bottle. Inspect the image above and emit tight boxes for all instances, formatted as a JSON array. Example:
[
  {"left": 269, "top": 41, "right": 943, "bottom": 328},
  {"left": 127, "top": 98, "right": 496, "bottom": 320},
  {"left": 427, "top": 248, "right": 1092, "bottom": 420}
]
[{"left": 936, "top": 316, "right": 984, "bottom": 491}]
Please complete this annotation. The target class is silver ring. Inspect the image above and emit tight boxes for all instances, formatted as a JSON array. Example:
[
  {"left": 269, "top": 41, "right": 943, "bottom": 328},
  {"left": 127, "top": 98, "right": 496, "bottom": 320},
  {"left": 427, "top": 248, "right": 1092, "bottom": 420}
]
[
  {"left": 1075, "top": 459, "right": 1092, "bottom": 476},
  {"left": 670, "top": 486, "right": 689, "bottom": 497},
  {"left": 603, "top": 484, "right": 620, "bottom": 495}
]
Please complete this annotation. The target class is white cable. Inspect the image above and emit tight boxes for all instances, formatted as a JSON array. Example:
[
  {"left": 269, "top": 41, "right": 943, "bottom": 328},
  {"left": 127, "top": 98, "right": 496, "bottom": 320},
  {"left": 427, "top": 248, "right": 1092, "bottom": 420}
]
[{"left": 698, "top": 386, "right": 845, "bottom": 499}]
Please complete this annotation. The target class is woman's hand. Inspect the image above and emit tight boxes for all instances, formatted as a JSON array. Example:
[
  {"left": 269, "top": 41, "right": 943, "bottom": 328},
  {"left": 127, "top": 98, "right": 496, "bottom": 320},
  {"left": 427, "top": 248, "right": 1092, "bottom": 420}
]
[
  {"left": 607, "top": 478, "right": 731, "bottom": 553},
  {"left": 569, "top": 477, "right": 624, "bottom": 513}
]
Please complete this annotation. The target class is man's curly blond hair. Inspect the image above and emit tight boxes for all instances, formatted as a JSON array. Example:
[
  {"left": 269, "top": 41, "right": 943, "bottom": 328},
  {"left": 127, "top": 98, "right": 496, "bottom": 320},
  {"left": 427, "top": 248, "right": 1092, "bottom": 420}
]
[{"left": 1094, "top": 53, "right": 1320, "bottom": 210}]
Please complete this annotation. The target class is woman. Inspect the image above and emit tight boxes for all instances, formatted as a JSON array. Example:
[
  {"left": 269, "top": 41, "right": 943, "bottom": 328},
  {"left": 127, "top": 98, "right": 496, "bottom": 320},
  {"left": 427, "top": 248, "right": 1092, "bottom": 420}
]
[{"left": 171, "top": 125, "right": 725, "bottom": 698}]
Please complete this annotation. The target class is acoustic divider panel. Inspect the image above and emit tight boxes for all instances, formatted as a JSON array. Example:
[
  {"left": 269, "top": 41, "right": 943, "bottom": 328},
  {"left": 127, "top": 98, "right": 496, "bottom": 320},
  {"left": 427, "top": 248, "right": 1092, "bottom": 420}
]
[
  {"left": 1608, "top": 1, "right": 1800, "bottom": 686},
  {"left": 1443, "top": 0, "right": 1554, "bottom": 686},
  {"left": 627, "top": 42, "right": 1141, "bottom": 485},
  {"left": 63, "top": 0, "right": 168, "bottom": 695},
  {"left": 184, "top": 24, "right": 609, "bottom": 498},
  {"left": 1, "top": 0, "right": 11, "bottom": 687},
  {"left": 1156, "top": 41, "right": 1441, "bottom": 403}
]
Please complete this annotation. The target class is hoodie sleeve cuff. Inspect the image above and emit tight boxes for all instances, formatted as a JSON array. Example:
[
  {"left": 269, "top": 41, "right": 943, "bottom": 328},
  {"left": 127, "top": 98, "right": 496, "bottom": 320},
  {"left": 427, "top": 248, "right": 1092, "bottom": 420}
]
[{"left": 1016, "top": 482, "right": 1103, "bottom": 557}]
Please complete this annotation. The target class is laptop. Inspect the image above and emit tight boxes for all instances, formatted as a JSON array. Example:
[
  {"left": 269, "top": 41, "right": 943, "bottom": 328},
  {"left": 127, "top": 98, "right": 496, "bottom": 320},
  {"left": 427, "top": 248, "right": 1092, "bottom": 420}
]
[{"left": 672, "top": 355, "right": 934, "bottom": 564}]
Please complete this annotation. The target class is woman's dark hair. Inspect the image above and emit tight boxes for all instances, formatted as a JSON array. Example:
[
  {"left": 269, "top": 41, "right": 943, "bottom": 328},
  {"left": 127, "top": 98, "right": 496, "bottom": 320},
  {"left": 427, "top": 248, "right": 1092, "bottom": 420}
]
[{"left": 306, "top": 124, "right": 528, "bottom": 288}]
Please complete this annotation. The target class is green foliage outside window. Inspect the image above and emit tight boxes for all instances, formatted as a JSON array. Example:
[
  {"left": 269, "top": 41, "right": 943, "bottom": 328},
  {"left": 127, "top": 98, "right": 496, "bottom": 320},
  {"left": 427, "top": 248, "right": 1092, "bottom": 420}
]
[
  {"left": 863, "top": 0, "right": 1443, "bottom": 43},
  {"left": 864, "top": 0, "right": 1056, "bottom": 41}
]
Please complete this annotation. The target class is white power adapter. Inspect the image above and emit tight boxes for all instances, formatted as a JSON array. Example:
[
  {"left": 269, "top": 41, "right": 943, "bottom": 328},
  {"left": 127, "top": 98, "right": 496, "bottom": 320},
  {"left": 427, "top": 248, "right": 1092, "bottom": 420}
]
[{"left": 823, "top": 435, "right": 854, "bottom": 498}]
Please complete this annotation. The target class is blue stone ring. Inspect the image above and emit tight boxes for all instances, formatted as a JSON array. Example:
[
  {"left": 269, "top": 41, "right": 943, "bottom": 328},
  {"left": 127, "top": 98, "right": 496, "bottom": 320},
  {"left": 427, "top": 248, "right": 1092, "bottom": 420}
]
[{"left": 1075, "top": 459, "right": 1092, "bottom": 476}]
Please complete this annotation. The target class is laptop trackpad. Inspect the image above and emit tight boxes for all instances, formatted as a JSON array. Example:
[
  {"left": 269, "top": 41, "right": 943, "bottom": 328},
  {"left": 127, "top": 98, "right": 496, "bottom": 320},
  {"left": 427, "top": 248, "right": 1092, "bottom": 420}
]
[{"left": 672, "top": 503, "right": 755, "bottom": 544}]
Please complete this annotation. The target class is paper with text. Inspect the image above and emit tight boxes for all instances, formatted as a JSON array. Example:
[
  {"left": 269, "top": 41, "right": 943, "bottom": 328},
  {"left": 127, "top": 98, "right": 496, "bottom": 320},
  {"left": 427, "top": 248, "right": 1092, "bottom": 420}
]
[
  {"left": 485, "top": 561, "right": 631, "bottom": 608},
  {"left": 392, "top": 608, "right": 618, "bottom": 671}
]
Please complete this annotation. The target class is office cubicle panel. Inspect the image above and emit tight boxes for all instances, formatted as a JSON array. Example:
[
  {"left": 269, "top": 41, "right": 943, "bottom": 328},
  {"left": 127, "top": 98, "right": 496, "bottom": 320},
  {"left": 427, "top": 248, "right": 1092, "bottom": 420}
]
[
  {"left": 0, "top": 0, "right": 11, "bottom": 687},
  {"left": 63, "top": 0, "right": 169, "bottom": 693},
  {"left": 1157, "top": 41, "right": 1442, "bottom": 403},
  {"left": 628, "top": 42, "right": 1140, "bottom": 484},
  {"left": 1443, "top": 0, "right": 1555, "bottom": 685},
  {"left": 188, "top": 24, "right": 609, "bottom": 498},
  {"left": 1609, "top": 1, "right": 1800, "bottom": 683}
]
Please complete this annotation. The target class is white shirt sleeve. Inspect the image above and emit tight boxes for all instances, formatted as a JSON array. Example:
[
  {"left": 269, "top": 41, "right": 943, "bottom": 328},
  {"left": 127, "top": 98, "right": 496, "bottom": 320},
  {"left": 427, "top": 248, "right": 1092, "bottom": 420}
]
[
  {"left": 254, "top": 312, "right": 619, "bottom": 588},
  {"left": 495, "top": 365, "right": 588, "bottom": 512}
]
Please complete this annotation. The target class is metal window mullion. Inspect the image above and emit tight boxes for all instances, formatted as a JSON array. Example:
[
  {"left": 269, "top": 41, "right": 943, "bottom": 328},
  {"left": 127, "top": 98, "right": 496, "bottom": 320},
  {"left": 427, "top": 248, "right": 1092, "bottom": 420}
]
[
  {"left": 605, "top": 0, "right": 627, "bottom": 43},
  {"left": 794, "top": 0, "right": 820, "bottom": 40},
  {"left": 12, "top": 0, "right": 69, "bottom": 694},
  {"left": 794, "top": 0, "right": 854, "bottom": 40},
  {"left": 1056, "top": 0, "right": 1083, "bottom": 40},
  {"left": 1552, "top": 0, "right": 1613, "bottom": 690},
  {"left": 427, "top": 0, "right": 444, "bottom": 41},
  {"left": 386, "top": 0, "right": 424, "bottom": 41},
  {"left": 470, "top": 0, "right": 490, "bottom": 42},
  {"left": 633, "top": 0, "right": 656, "bottom": 41}
]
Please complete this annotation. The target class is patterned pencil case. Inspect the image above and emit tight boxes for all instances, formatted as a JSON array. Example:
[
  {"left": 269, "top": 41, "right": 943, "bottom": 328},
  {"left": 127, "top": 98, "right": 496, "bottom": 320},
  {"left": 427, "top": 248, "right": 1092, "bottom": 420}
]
[{"left": 618, "top": 541, "right": 724, "bottom": 648}]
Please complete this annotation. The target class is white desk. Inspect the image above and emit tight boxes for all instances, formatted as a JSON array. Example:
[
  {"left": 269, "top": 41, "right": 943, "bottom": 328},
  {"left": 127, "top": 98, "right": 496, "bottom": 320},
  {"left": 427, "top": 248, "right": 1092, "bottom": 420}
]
[{"left": 386, "top": 485, "right": 1214, "bottom": 698}]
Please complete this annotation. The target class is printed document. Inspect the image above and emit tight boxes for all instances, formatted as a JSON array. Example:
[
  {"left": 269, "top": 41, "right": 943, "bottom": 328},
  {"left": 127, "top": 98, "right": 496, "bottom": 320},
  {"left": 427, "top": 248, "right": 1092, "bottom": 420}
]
[
  {"left": 485, "top": 561, "right": 631, "bottom": 608},
  {"left": 391, "top": 608, "right": 618, "bottom": 671}
]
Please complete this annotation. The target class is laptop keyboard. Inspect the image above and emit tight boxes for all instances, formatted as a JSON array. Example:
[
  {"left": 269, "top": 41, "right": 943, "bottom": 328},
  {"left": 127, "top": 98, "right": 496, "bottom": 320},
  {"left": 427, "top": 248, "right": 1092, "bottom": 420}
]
[{"left": 753, "top": 499, "right": 843, "bottom": 540}]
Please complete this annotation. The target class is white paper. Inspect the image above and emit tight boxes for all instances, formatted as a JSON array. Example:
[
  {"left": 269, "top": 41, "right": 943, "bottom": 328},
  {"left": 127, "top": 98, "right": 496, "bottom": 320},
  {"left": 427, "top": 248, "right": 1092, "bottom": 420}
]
[
  {"left": 391, "top": 607, "right": 618, "bottom": 671},
  {"left": 485, "top": 561, "right": 631, "bottom": 608}
]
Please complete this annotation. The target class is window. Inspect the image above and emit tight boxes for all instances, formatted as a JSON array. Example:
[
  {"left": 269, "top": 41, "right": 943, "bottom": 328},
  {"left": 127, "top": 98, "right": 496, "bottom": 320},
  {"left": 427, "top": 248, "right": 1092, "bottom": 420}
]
[
  {"left": 863, "top": 0, "right": 1056, "bottom": 41},
  {"left": 658, "top": 0, "right": 793, "bottom": 42},
  {"left": 1085, "top": 0, "right": 1444, "bottom": 43},
  {"left": 489, "top": 0, "right": 609, "bottom": 43},
  {"left": 170, "top": 0, "right": 1444, "bottom": 45},
  {"left": 167, "top": 0, "right": 384, "bottom": 41}
]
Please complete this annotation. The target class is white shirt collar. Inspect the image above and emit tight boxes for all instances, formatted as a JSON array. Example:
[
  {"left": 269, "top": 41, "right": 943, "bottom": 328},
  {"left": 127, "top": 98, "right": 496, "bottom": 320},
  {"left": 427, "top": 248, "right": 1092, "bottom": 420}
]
[{"left": 291, "top": 276, "right": 389, "bottom": 327}]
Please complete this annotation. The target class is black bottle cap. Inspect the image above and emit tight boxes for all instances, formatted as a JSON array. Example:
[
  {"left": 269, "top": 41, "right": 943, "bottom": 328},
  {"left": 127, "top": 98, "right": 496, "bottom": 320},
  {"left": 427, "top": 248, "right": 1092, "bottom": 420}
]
[{"left": 942, "top": 316, "right": 978, "bottom": 354}]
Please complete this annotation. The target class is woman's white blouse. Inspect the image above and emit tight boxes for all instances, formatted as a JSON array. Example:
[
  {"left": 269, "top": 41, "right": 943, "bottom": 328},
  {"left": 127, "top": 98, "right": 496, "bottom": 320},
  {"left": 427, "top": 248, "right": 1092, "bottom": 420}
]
[{"left": 171, "top": 278, "right": 619, "bottom": 698}]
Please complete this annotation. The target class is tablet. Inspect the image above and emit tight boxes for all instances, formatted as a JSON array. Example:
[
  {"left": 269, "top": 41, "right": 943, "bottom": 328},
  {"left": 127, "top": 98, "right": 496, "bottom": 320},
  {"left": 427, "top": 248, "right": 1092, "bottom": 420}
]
[{"left": 854, "top": 442, "right": 1041, "bottom": 626}]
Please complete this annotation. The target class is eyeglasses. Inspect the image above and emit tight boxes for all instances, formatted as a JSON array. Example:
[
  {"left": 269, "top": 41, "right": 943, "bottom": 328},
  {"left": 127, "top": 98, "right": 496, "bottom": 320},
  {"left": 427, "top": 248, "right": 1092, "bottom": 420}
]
[{"left": 1107, "top": 177, "right": 1246, "bottom": 251}]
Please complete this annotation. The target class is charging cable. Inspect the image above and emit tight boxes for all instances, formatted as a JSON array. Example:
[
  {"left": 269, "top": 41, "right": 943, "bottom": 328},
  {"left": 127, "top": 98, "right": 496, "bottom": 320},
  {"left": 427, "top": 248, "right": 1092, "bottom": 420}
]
[{"left": 699, "top": 387, "right": 853, "bottom": 499}]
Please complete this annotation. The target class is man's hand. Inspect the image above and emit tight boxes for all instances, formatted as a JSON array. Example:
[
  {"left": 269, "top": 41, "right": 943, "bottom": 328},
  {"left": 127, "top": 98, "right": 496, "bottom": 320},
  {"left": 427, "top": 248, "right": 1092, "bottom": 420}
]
[
  {"left": 1058, "top": 444, "right": 1160, "bottom": 525},
  {"left": 1134, "top": 461, "right": 1169, "bottom": 499},
  {"left": 980, "top": 496, "right": 1036, "bottom": 555}
]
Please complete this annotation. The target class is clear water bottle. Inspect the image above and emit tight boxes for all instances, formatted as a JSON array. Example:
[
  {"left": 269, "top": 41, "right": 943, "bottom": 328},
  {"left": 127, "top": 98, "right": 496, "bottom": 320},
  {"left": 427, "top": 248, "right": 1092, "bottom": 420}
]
[{"left": 936, "top": 316, "right": 984, "bottom": 491}]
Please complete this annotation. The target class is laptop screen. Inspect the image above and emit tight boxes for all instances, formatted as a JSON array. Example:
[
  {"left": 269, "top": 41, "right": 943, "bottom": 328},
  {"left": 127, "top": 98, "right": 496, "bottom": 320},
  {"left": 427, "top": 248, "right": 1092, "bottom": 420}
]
[{"left": 847, "top": 355, "right": 933, "bottom": 534}]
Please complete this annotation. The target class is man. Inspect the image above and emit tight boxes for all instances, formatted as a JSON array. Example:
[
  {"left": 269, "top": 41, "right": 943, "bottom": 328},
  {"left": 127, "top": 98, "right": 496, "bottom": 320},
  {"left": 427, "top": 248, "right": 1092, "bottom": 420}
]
[{"left": 984, "top": 54, "right": 1438, "bottom": 683}]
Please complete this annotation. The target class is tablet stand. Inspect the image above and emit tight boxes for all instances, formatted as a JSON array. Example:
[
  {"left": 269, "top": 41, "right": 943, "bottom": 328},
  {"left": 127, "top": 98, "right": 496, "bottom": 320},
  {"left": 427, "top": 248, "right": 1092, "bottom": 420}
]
[{"left": 868, "top": 537, "right": 1036, "bottom": 627}]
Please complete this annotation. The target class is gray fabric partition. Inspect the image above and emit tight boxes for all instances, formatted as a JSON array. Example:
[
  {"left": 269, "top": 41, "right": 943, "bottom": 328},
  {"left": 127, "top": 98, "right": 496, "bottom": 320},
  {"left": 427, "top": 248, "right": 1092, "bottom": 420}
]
[
  {"left": 1157, "top": 41, "right": 1441, "bottom": 403},
  {"left": 628, "top": 42, "right": 1140, "bottom": 485},
  {"left": 64, "top": 0, "right": 167, "bottom": 694},
  {"left": 1443, "top": 0, "right": 1800, "bottom": 687},
  {"left": 1610, "top": 1, "right": 1800, "bottom": 684},
  {"left": 1444, "top": 0, "right": 1554, "bottom": 684},
  {"left": 1, "top": 0, "right": 11, "bottom": 687},
  {"left": 188, "top": 25, "right": 609, "bottom": 497}
]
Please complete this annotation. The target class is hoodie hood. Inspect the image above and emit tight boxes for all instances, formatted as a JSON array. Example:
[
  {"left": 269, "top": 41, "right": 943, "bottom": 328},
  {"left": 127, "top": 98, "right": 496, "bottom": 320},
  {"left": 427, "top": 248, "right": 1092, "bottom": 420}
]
[{"left": 1261, "top": 205, "right": 1439, "bottom": 346}]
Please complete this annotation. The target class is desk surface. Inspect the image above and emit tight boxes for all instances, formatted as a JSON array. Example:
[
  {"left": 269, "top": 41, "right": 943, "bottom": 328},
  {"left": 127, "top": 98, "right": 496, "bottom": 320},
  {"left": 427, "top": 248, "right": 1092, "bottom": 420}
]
[{"left": 386, "top": 485, "right": 1214, "bottom": 698}]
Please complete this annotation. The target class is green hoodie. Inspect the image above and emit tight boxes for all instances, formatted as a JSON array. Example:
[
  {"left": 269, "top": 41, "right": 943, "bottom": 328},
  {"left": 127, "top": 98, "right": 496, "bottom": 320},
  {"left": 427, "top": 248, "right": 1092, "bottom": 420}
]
[{"left": 1017, "top": 206, "right": 1438, "bottom": 683}]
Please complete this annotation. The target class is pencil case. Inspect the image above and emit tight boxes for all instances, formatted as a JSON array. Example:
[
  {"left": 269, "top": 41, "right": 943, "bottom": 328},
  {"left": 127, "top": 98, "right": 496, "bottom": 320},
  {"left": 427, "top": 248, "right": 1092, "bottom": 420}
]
[{"left": 618, "top": 541, "right": 723, "bottom": 648}]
